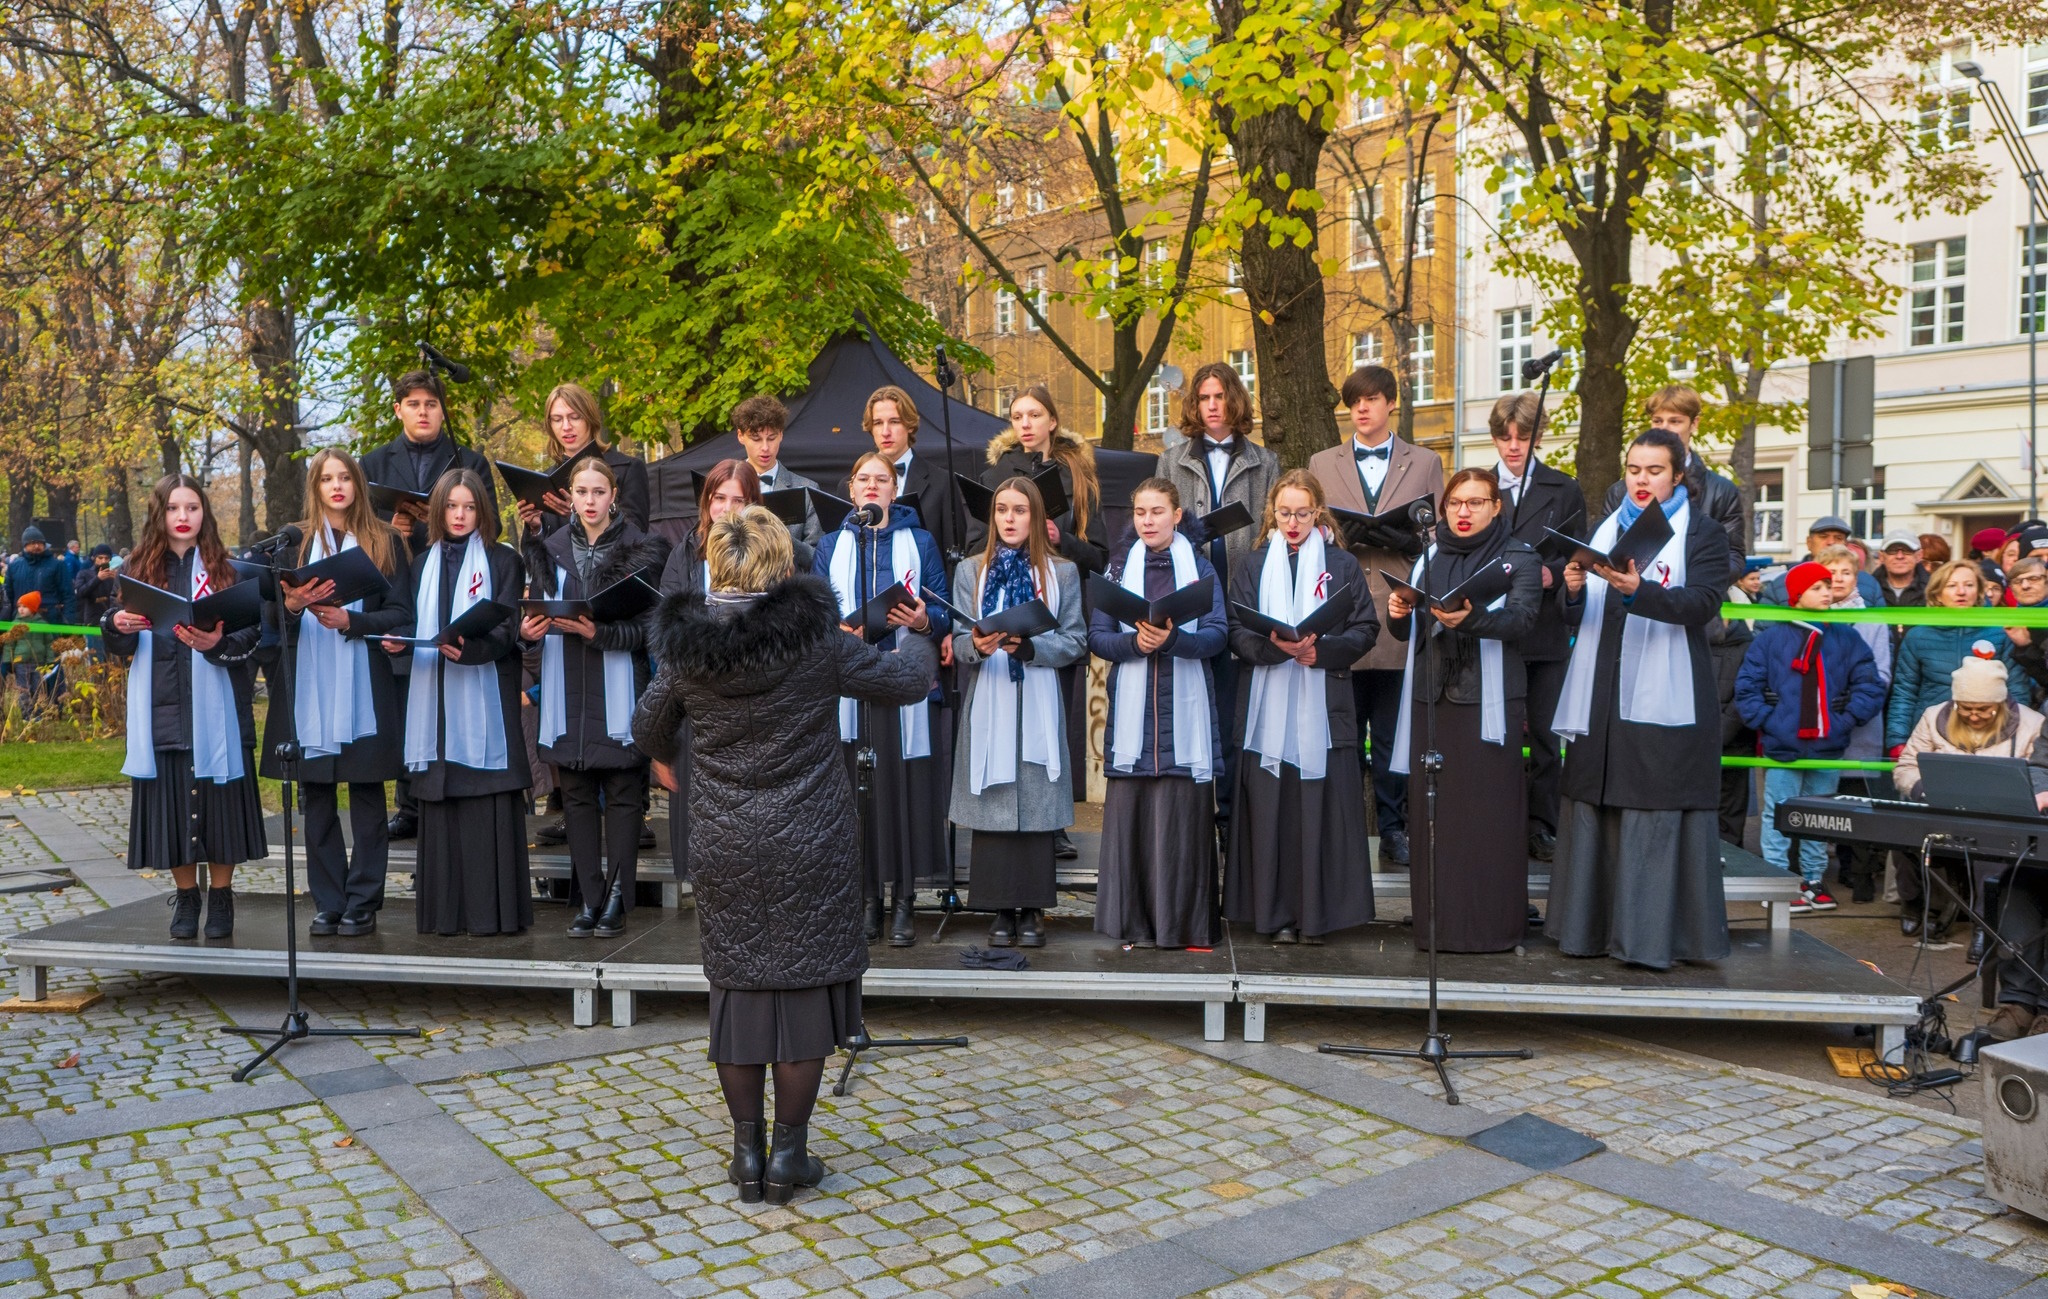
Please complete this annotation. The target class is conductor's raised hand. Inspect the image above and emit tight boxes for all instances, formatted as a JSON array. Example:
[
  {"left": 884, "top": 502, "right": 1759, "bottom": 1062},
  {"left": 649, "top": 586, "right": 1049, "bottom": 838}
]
[{"left": 1134, "top": 619, "right": 1172, "bottom": 654}]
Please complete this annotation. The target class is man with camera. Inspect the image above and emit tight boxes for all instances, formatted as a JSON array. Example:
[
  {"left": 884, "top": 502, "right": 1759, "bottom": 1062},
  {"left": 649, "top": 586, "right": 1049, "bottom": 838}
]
[{"left": 1307, "top": 365, "right": 1442, "bottom": 868}]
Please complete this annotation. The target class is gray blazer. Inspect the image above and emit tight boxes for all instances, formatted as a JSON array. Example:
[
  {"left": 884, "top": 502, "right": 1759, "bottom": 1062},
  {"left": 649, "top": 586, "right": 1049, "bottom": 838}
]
[
  {"left": 948, "top": 555, "right": 1086, "bottom": 833},
  {"left": 1156, "top": 434, "right": 1281, "bottom": 574},
  {"left": 757, "top": 462, "right": 822, "bottom": 548}
]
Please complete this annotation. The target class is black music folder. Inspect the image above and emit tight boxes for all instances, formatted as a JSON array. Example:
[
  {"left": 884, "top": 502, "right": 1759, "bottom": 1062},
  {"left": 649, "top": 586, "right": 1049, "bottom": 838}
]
[
  {"left": 1545, "top": 503, "right": 1674, "bottom": 574},
  {"left": 1086, "top": 574, "right": 1215, "bottom": 628},
  {"left": 956, "top": 466, "right": 1069, "bottom": 524},
  {"left": 1197, "top": 501, "right": 1254, "bottom": 540},
  {"left": 1382, "top": 558, "right": 1517, "bottom": 613},
  {"left": 941, "top": 593, "right": 1058, "bottom": 639},
  {"left": 282, "top": 548, "right": 392, "bottom": 608},
  {"left": 1231, "top": 583, "right": 1356, "bottom": 641},
  {"left": 367, "top": 482, "right": 429, "bottom": 514},
  {"left": 518, "top": 572, "right": 662, "bottom": 626},
  {"left": 385, "top": 599, "right": 513, "bottom": 648},
  {"left": 849, "top": 581, "right": 916, "bottom": 643},
  {"left": 494, "top": 443, "right": 603, "bottom": 511},
  {"left": 686, "top": 471, "right": 810, "bottom": 528},
  {"left": 117, "top": 574, "right": 263, "bottom": 634}
]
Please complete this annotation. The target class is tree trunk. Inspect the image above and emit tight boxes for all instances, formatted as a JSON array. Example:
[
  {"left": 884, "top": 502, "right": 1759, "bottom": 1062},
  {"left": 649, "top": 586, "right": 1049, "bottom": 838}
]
[
  {"left": 237, "top": 436, "right": 258, "bottom": 544},
  {"left": 44, "top": 480, "right": 80, "bottom": 549},
  {"left": 1572, "top": 264, "right": 1637, "bottom": 517},
  {"left": 8, "top": 469, "right": 35, "bottom": 545},
  {"left": 104, "top": 467, "right": 133, "bottom": 551},
  {"left": 245, "top": 298, "right": 303, "bottom": 530}
]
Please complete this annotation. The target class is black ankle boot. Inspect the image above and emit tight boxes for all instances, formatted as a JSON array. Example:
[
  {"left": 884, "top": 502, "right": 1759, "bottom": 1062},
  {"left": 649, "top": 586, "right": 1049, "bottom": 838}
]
[
  {"left": 593, "top": 882, "right": 628, "bottom": 938},
  {"left": 864, "top": 895, "right": 883, "bottom": 944},
  {"left": 1968, "top": 927, "right": 1991, "bottom": 963},
  {"left": 989, "top": 910, "right": 1017, "bottom": 946},
  {"left": 729, "top": 1119, "right": 766, "bottom": 1203},
  {"left": 168, "top": 887, "right": 202, "bottom": 940},
  {"left": 764, "top": 1122, "right": 825, "bottom": 1204},
  {"left": 1017, "top": 908, "right": 1046, "bottom": 948},
  {"left": 203, "top": 886, "right": 234, "bottom": 940},
  {"left": 566, "top": 904, "right": 599, "bottom": 938},
  {"left": 889, "top": 895, "right": 916, "bottom": 947}
]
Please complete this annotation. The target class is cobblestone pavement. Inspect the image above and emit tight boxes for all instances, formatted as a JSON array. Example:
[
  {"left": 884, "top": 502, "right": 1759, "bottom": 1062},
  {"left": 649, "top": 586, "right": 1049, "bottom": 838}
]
[
  {"left": 0, "top": 1103, "right": 502, "bottom": 1299},
  {"left": 1198, "top": 1176, "right": 1881, "bottom": 1299},
  {"left": 425, "top": 1006, "right": 1449, "bottom": 1296},
  {"left": 302, "top": 980, "right": 633, "bottom": 1061}
]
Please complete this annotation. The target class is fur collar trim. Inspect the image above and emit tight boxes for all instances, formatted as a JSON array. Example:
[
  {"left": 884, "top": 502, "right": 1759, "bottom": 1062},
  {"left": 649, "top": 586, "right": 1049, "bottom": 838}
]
[{"left": 653, "top": 575, "right": 839, "bottom": 679}]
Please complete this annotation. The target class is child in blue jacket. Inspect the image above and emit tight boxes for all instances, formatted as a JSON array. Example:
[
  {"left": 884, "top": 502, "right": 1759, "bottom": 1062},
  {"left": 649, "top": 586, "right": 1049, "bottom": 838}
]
[{"left": 1735, "top": 561, "right": 1886, "bottom": 912}]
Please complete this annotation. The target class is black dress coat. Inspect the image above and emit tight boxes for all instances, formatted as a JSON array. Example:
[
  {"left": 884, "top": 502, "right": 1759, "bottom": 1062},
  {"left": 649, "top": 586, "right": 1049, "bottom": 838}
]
[
  {"left": 390, "top": 539, "right": 531, "bottom": 800},
  {"left": 1501, "top": 461, "right": 1585, "bottom": 663},
  {"left": 524, "top": 448, "right": 652, "bottom": 541},
  {"left": 1558, "top": 506, "right": 1730, "bottom": 811},
  {"left": 523, "top": 521, "right": 671, "bottom": 771},
  {"left": 259, "top": 539, "right": 414, "bottom": 784},
  {"left": 897, "top": 451, "right": 970, "bottom": 561},
  {"left": 981, "top": 444, "right": 1109, "bottom": 577},
  {"left": 632, "top": 578, "right": 939, "bottom": 990},
  {"left": 1225, "top": 543, "right": 1382, "bottom": 748},
  {"left": 100, "top": 548, "right": 266, "bottom": 751},
  {"left": 1387, "top": 543, "right": 1545, "bottom": 703}
]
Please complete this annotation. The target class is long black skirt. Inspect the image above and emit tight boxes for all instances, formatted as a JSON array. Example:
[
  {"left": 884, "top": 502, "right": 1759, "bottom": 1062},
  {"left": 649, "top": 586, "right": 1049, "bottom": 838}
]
[
  {"left": 1096, "top": 776, "right": 1215, "bottom": 947},
  {"left": 969, "top": 831, "right": 1056, "bottom": 910},
  {"left": 1545, "top": 800, "right": 1729, "bottom": 970},
  {"left": 1060, "top": 661, "right": 1091, "bottom": 803},
  {"left": 416, "top": 792, "right": 533, "bottom": 936},
  {"left": 1408, "top": 699, "right": 1528, "bottom": 953},
  {"left": 708, "top": 979, "right": 862, "bottom": 1065},
  {"left": 1225, "top": 748, "right": 1374, "bottom": 938},
  {"left": 126, "top": 748, "right": 267, "bottom": 873},
  {"left": 843, "top": 702, "right": 948, "bottom": 898}
]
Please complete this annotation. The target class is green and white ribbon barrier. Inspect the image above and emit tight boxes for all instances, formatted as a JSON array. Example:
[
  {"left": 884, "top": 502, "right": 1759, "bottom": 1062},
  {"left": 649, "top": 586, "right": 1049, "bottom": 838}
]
[
  {"left": 0, "top": 620, "right": 100, "bottom": 636},
  {"left": 1720, "top": 757, "right": 1894, "bottom": 770}
]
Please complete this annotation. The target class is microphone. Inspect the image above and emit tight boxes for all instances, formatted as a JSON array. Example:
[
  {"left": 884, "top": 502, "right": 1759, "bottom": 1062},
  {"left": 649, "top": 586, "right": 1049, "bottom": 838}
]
[
  {"left": 934, "top": 346, "right": 955, "bottom": 390},
  {"left": 855, "top": 502, "right": 885, "bottom": 527},
  {"left": 416, "top": 341, "right": 473, "bottom": 384},
  {"left": 1521, "top": 348, "right": 1565, "bottom": 383},
  {"left": 247, "top": 523, "right": 302, "bottom": 555},
  {"left": 1404, "top": 499, "right": 1436, "bottom": 530}
]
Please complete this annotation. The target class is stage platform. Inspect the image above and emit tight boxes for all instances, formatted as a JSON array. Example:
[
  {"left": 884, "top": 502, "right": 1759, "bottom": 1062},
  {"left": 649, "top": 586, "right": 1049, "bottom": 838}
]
[{"left": 5, "top": 893, "right": 1918, "bottom": 1056}]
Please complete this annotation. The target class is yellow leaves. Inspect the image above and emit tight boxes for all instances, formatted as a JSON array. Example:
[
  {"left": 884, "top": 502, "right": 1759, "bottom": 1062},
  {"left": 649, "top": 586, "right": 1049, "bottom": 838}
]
[{"left": 1257, "top": 309, "right": 1275, "bottom": 325}]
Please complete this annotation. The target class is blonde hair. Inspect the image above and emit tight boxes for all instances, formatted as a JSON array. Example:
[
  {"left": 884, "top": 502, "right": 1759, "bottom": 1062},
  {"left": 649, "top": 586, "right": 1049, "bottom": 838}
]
[
  {"left": 568, "top": 455, "right": 618, "bottom": 493},
  {"left": 1926, "top": 559, "right": 1983, "bottom": 609},
  {"left": 1255, "top": 468, "right": 1338, "bottom": 548},
  {"left": 705, "top": 505, "right": 792, "bottom": 593},
  {"left": 1643, "top": 384, "right": 1702, "bottom": 421},
  {"left": 543, "top": 382, "right": 609, "bottom": 458},
  {"left": 1946, "top": 701, "right": 2011, "bottom": 752},
  {"left": 1814, "top": 544, "right": 1859, "bottom": 572},
  {"left": 862, "top": 385, "right": 921, "bottom": 442}
]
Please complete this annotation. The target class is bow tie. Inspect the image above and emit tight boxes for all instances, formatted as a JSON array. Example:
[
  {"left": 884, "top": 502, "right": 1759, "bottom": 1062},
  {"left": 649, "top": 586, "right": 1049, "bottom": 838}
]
[{"left": 1354, "top": 443, "right": 1391, "bottom": 462}]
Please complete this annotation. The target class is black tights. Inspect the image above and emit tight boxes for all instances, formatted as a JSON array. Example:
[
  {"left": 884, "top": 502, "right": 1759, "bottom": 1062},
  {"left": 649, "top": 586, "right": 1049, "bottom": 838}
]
[{"left": 716, "top": 1059, "right": 826, "bottom": 1128}]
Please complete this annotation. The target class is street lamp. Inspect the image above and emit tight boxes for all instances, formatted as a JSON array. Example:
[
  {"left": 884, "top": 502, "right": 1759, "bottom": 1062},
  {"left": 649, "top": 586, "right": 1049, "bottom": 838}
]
[{"left": 1955, "top": 59, "right": 2047, "bottom": 519}]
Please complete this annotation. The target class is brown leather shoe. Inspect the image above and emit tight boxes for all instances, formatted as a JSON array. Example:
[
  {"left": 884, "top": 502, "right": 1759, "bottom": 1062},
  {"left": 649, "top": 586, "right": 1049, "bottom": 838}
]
[{"left": 1984, "top": 1003, "right": 2036, "bottom": 1042}]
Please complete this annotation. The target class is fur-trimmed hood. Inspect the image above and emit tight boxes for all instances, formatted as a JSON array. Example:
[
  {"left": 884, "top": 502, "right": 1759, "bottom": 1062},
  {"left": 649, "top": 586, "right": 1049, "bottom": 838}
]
[
  {"left": 985, "top": 426, "right": 1094, "bottom": 466},
  {"left": 653, "top": 574, "right": 839, "bottom": 689},
  {"left": 528, "top": 522, "right": 669, "bottom": 598}
]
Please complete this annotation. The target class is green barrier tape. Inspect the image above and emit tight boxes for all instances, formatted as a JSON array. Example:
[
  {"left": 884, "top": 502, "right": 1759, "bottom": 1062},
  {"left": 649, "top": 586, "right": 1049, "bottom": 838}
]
[
  {"left": 1725, "top": 602, "right": 2048, "bottom": 627},
  {"left": 0, "top": 621, "right": 100, "bottom": 636},
  {"left": 1720, "top": 757, "right": 1895, "bottom": 770}
]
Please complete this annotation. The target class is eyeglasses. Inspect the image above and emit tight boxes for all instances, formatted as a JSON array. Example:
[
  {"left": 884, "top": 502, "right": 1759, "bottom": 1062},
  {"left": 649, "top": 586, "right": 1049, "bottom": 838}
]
[
  {"left": 1274, "top": 508, "right": 1319, "bottom": 524},
  {"left": 2015, "top": 574, "right": 2048, "bottom": 587},
  {"left": 1443, "top": 497, "right": 1496, "bottom": 514}
]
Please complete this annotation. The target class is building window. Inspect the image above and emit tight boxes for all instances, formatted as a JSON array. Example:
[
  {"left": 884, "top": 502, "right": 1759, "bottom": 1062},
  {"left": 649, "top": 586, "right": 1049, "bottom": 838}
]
[
  {"left": 1753, "top": 468, "right": 1786, "bottom": 550},
  {"left": 1409, "top": 323, "right": 1436, "bottom": 403},
  {"left": 1498, "top": 307, "right": 1533, "bottom": 393},
  {"left": 1915, "top": 42, "right": 1974, "bottom": 152},
  {"left": 1408, "top": 175, "right": 1436, "bottom": 256},
  {"left": 1497, "top": 152, "right": 1531, "bottom": 224},
  {"left": 1023, "top": 267, "right": 1046, "bottom": 332},
  {"left": 994, "top": 286, "right": 1015, "bottom": 335},
  {"left": 1225, "top": 255, "right": 1242, "bottom": 292},
  {"left": 1673, "top": 119, "right": 1717, "bottom": 194},
  {"left": 1848, "top": 466, "right": 1888, "bottom": 540},
  {"left": 1907, "top": 238, "right": 1966, "bottom": 347},
  {"left": 1348, "top": 186, "right": 1381, "bottom": 269},
  {"left": 992, "top": 185, "right": 1015, "bottom": 224},
  {"left": 1145, "top": 378, "right": 1173, "bottom": 434},
  {"left": 1352, "top": 331, "right": 1383, "bottom": 369},
  {"left": 1353, "top": 94, "right": 1385, "bottom": 124},
  {"left": 1143, "top": 239, "right": 1173, "bottom": 289},
  {"left": 2026, "top": 225, "right": 2048, "bottom": 339},
  {"left": 1229, "top": 348, "right": 1256, "bottom": 398},
  {"left": 2027, "top": 42, "right": 2047, "bottom": 129},
  {"left": 995, "top": 385, "right": 1016, "bottom": 416},
  {"left": 1027, "top": 186, "right": 1047, "bottom": 215}
]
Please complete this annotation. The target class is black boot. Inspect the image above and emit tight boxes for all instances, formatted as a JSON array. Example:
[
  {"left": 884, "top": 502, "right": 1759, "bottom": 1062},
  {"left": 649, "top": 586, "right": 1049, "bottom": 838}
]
[
  {"left": 863, "top": 895, "right": 883, "bottom": 944},
  {"left": 566, "top": 903, "right": 599, "bottom": 938},
  {"left": 1017, "top": 908, "right": 1046, "bottom": 948},
  {"left": 729, "top": 1119, "right": 766, "bottom": 1204},
  {"left": 889, "top": 894, "right": 916, "bottom": 948},
  {"left": 593, "top": 882, "right": 628, "bottom": 939},
  {"left": 168, "top": 887, "right": 202, "bottom": 940},
  {"left": 1053, "top": 828, "right": 1079, "bottom": 860},
  {"left": 989, "top": 910, "right": 1017, "bottom": 946},
  {"left": 1968, "top": 927, "right": 1991, "bottom": 964},
  {"left": 203, "top": 886, "right": 234, "bottom": 940},
  {"left": 764, "top": 1122, "right": 825, "bottom": 1204}
]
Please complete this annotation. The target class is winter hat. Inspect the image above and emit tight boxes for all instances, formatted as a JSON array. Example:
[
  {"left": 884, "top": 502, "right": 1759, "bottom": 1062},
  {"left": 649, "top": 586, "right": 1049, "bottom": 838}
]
[
  {"left": 1952, "top": 646, "right": 2010, "bottom": 705},
  {"left": 18, "top": 525, "right": 44, "bottom": 547},
  {"left": 1973, "top": 526, "right": 2010, "bottom": 556},
  {"left": 1784, "top": 561, "right": 1832, "bottom": 605},
  {"left": 15, "top": 591, "right": 39, "bottom": 615}
]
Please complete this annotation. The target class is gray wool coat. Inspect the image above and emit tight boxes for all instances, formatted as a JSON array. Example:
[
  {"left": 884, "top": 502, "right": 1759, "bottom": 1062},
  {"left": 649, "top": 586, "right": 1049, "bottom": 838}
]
[{"left": 948, "top": 555, "right": 1086, "bottom": 833}]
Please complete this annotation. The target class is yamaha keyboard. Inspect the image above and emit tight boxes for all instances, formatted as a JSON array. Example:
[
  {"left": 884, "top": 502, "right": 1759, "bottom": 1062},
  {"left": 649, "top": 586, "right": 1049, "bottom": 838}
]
[{"left": 1775, "top": 795, "right": 2048, "bottom": 862}]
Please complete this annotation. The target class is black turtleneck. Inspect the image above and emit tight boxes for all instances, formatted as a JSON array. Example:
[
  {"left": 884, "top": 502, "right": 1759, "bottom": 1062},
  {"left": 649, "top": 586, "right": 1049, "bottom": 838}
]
[{"left": 404, "top": 433, "right": 448, "bottom": 492}]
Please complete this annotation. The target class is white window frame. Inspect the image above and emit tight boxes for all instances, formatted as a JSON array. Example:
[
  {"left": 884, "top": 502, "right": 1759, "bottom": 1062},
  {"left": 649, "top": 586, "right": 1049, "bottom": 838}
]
[
  {"left": 994, "top": 285, "right": 1016, "bottom": 335},
  {"left": 1907, "top": 237, "right": 1967, "bottom": 348},
  {"left": 1752, "top": 466, "right": 1788, "bottom": 552},
  {"left": 1229, "top": 348, "right": 1256, "bottom": 399},
  {"left": 1672, "top": 119, "right": 1717, "bottom": 194},
  {"left": 1848, "top": 466, "right": 1888, "bottom": 540},
  {"left": 1023, "top": 267, "right": 1047, "bottom": 332},
  {"left": 1352, "top": 331, "right": 1383, "bottom": 369},
  {"left": 1498, "top": 307, "right": 1533, "bottom": 393},
  {"left": 1145, "top": 378, "right": 1173, "bottom": 434},
  {"left": 2026, "top": 225, "right": 2048, "bottom": 339},
  {"left": 1408, "top": 174, "right": 1436, "bottom": 256},
  {"left": 1353, "top": 94, "right": 1385, "bottom": 125},
  {"left": 1409, "top": 322, "right": 1436, "bottom": 403},
  {"left": 1348, "top": 185, "right": 1381, "bottom": 269},
  {"left": 1027, "top": 185, "right": 1048, "bottom": 215},
  {"left": 2028, "top": 43, "right": 2048, "bottom": 131},
  {"left": 1496, "top": 152, "right": 1531, "bottom": 224},
  {"left": 993, "top": 184, "right": 1015, "bottom": 224},
  {"left": 1143, "top": 238, "right": 1173, "bottom": 289},
  {"left": 1915, "top": 42, "right": 1974, "bottom": 152}
]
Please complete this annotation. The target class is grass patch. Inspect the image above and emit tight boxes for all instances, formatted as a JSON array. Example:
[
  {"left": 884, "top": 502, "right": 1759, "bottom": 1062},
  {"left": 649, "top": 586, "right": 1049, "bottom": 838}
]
[{"left": 0, "top": 738, "right": 126, "bottom": 791}]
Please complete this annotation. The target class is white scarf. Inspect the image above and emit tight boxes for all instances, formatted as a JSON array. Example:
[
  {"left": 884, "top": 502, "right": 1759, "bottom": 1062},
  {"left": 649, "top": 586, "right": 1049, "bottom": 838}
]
[
  {"left": 827, "top": 525, "right": 931, "bottom": 759},
  {"left": 403, "top": 534, "right": 509, "bottom": 772},
  {"left": 122, "top": 555, "right": 245, "bottom": 783},
  {"left": 966, "top": 553, "right": 1065, "bottom": 794},
  {"left": 294, "top": 526, "right": 379, "bottom": 759},
  {"left": 539, "top": 563, "right": 636, "bottom": 750},
  {"left": 1389, "top": 548, "right": 1507, "bottom": 776},
  {"left": 1108, "top": 534, "right": 1213, "bottom": 783},
  {"left": 1243, "top": 529, "right": 1335, "bottom": 779},
  {"left": 1554, "top": 498, "right": 1695, "bottom": 739}
]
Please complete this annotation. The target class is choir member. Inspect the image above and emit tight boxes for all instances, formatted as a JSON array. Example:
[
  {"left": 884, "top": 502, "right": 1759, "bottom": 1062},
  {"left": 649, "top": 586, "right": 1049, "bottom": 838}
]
[
  {"left": 521, "top": 457, "right": 671, "bottom": 937},
  {"left": 1547, "top": 428, "right": 1731, "bottom": 970},
  {"left": 865, "top": 385, "right": 967, "bottom": 561},
  {"left": 951, "top": 478, "right": 1087, "bottom": 948},
  {"left": 985, "top": 385, "right": 1106, "bottom": 859},
  {"left": 104, "top": 474, "right": 268, "bottom": 940},
  {"left": 733, "top": 395, "right": 822, "bottom": 547},
  {"left": 1304, "top": 364, "right": 1444, "bottom": 869},
  {"left": 1223, "top": 469, "right": 1381, "bottom": 944},
  {"left": 1385, "top": 469, "right": 1543, "bottom": 953},
  {"left": 634, "top": 505, "right": 939, "bottom": 1205},
  {"left": 380, "top": 468, "right": 532, "bottom": 936},
  {"left": 813, "top": 451, "right": 951, "bottom": 946},
  {"left": 513, "top": 381, "right": 652, "bottom": 539},
  {"left": 266, "top": 450, "right": 412, "bottom": 937},
  {"left": 1089, "top": 478, "right": 1225, "bottom": 949}
]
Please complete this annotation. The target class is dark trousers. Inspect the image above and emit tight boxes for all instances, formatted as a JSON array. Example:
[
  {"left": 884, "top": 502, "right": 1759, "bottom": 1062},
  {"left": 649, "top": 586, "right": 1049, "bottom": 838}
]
[
  {"left": 1351, "top": 668, "right": 1407, "bottom": 836},
  {"left": 1213, "top": 651, "right": 1240, "bottom": 828},
  {"left": 1998, "top": 871, "right": 2048, "bottom": 1010},
  {"left": 1718, "top": 763, "right": 1753, "bottom": 846},
  {"left": 390, "top": 672, "right": 419, "bottom": 817},
  {"left": 559, "top": 765, "right": 646, "bottom": 909},
  {"left": 303, "top": 781, "right": 389, "bottom": 915},
  {"left": 1523, "top": 657, "right": 1568, "bottom": 836}
]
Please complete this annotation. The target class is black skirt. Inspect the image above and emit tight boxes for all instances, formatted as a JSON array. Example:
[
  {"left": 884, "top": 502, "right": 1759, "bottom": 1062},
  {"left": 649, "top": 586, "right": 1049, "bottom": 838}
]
[
  {"left": 707, "top": 979, "right": 862, "bottom": 1065},
  {"left": 415, "top": 791, "right": 533, "bottom": 936},
  {"left": 1096, "top": 776, "right": 1215, "bottom": 947},
  {"left": 843, "top": 701, "right": 948, "bottom": 897},
  {"left": 126, "top": 749, "right": 267, "bottom": 873},
  {"left": 1408, "top": 699, "right": 1529, "bottom": 953},
  {"left": 1545, "top": 800, "right": 1730, "bottom": 970},
  {"left": 1225, "top": 747, "right": 1374, "bottom": 938},
  {"left": 969, "top": 830, "right": 1056, "bottom": 910}
]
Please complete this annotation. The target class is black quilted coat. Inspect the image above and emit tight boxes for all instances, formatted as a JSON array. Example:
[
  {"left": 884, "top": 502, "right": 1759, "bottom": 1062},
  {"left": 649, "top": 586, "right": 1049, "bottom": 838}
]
[{"left": 632, "top": 576, "right": 937, "bottom": 990}]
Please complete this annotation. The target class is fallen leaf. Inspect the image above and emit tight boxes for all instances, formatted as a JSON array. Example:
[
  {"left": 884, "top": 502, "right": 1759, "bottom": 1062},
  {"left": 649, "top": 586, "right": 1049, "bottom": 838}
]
[
  {"left": 1851, "top": 1287, "right": 1889, "bottom": 1299},
  {"left": 334, "top": 1136, "right": 355, "bottom": 1148},
  {"left": 55, "top": 1052, "right": 79, "bottom": 1069},
  {"left": 422, "top": 1027, "right": 446, "bottom": 1037},
  {"left": 1884, "top": 1286, "right": 1917, "bottom": 1297},
  {"left": 139, "top": 872, "right": 158, "bottom": 879}
]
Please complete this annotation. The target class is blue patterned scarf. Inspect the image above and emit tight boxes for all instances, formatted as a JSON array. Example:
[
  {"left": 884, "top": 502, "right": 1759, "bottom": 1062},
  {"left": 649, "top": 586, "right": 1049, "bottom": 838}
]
[{"left": 982, "top": 545, "right": 1038, "bottom": 681}]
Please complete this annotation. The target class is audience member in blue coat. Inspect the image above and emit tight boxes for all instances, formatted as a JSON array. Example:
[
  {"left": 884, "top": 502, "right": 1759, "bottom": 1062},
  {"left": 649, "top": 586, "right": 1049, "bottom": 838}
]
[
  {"left": 1089, "top": 479, "right": 1227, "bottom": 950},
  {"left": 1885, "top": 559, "right": 2031, "bottom": 753},
  {"left": 1736, "top": 562, "right": 1885, "bottom": 910}
]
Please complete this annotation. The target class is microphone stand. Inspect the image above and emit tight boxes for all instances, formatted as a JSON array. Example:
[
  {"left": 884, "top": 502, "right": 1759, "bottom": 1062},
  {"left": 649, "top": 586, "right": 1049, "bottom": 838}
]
[
  {"left": 1320, "top": 593, "right": 1531, "bottom": 1104},
  {"left": 930, "top": 349, "right": 967, "bottom": 922},
  {"left": 834, "top": 506, "right": 968, "bottom": 1095},
  {"left": 220, "top": 552, "right": 418, "bottom": 1081}
]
